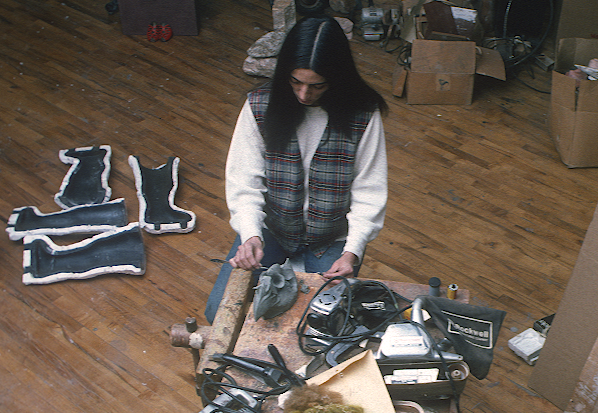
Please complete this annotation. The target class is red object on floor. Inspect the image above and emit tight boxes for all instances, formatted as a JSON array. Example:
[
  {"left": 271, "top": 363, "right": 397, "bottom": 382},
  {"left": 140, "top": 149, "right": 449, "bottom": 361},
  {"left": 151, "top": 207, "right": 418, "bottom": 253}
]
[
  {"left": 147, "top": 22, "right": 159, "bottom": 42},
  {"left": 119, "top": 0, "right": 198, "bottom": 36},
  {"left": 160, "top": 24, "right": 173, "bottom": 41}
]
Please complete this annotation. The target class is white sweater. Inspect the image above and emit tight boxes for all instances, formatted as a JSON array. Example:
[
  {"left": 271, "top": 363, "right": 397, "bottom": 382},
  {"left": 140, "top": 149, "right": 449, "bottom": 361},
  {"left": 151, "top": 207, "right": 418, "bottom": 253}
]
[{"left": 225, "top": 99, "right": 387, "bottom": 261}]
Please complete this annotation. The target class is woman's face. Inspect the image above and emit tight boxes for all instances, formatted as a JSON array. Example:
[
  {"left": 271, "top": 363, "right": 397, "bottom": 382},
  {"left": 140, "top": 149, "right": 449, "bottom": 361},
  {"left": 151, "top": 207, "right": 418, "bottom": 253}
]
[{"left": 289, "top": 68, "right": 329, "bottom": 106}]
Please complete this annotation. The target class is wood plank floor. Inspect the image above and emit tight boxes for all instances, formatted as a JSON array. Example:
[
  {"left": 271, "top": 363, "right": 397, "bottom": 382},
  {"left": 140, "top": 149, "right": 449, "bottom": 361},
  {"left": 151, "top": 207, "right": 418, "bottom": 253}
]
[{"left": 1, "top": 0, "right": 596, "bottom": 412}]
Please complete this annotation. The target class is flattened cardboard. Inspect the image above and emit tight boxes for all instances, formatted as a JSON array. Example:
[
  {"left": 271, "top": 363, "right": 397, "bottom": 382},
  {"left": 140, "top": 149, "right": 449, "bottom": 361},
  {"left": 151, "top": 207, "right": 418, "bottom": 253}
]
[
  {"left": 475, "top": 47, "right": 506, "bottom": 80},
  {"left": 306, "top": 350, "right": 396, "bottom": 413},
  {"left": 549, "top": 38, "right": 598, "bottom": 168},
  {"left": 529, "top": 204, "right": 598, "bottom": 409},
  {"left": 392, "top": 65, "right": 408, "bottom": 97}
]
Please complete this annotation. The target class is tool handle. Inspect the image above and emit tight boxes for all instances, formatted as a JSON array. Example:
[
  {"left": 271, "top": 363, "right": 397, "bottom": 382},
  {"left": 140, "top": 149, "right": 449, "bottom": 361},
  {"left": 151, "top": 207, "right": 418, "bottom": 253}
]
[
  {"left": 268, "top": 344, "right": 287, "bottom": 369},
  {"left": 268, "top": 344, "right": 305, "bottom": 386},
  {"left": 220, "top": 354, "right": 266, "bottom": 375}
]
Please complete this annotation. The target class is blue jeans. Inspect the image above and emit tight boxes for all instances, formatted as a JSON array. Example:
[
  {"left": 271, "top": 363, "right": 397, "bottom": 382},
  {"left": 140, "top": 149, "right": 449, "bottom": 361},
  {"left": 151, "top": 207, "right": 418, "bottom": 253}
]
[{"left": 204, "top": 229, "right": 360, "bottom": 324}]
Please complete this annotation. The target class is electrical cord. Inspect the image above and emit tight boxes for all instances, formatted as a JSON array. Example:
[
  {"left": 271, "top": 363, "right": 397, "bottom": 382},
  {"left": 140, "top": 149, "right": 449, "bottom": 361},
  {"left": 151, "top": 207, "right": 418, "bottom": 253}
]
[
  {"left": 380, "top": 32, "right": 405, "bottom": 54},
  {"left": 513, "top": 63, "right": 551, "bottom": 94},
  {"left": 201, "top": 367, "right": 264, "bottom": 413},
  {"left": 515, "top": 76, "right": 550, "bottom": 94},
  {"left": 496, "top": 0, "right": 555, "bottom": 72},
  {"left": 394, "top": 41, "right": 412, "bottom": 68},
  {"left": 200, "top": 354, "right": 295, "bottom": 413},
  {"left": 296, "top": 276, "right": 412, "bottom": 358},
  {"left": 379, "top": 10, "right": 403, "bottom": 53},
  {"left": 295, "top": 276, "right": 354, "bottom": 357}
]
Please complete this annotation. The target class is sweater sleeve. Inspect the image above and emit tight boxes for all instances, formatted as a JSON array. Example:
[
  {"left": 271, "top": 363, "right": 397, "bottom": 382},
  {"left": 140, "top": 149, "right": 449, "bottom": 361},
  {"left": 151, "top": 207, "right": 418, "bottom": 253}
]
[
  {"left": 225, "top": 99, "right": 267, "bottom": 243},
  {"left": 343, "top": 109, "right": 388, "bottom": 262}
]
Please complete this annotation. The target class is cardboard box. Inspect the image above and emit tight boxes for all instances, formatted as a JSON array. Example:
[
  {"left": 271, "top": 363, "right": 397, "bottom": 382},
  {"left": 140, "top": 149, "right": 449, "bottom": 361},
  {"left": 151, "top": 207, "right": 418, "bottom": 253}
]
[
  {"left": 423, "top": 1, "right": 484, "bottom": 45},
  {"left": 556, "top": 0, "right": 598, "bottom": 48},
  {"left": 405, "top": 39, "right": 505, "bottom": 105},
  {"left": 549, "top": 38, "right": 598, "bottom": 168},
  {"left": 528, "top": 203, "right": 598, "bottom": 409}
]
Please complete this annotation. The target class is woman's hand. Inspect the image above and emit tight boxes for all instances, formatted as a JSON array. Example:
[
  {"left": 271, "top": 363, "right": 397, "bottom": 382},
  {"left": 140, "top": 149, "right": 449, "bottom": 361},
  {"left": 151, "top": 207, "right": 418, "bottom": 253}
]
[
  {"left": 229, "top": 236, "right": 264, "bottom": 270},
  {"left": 321, "top": 252, "right": 357, "bottom": 280}
]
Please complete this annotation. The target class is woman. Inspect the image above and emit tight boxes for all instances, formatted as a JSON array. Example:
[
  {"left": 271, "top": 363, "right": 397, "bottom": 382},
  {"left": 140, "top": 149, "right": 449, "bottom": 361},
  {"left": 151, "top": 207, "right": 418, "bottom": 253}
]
[{"left": 205, "top": 15, "right": 388, "bottom": 324}]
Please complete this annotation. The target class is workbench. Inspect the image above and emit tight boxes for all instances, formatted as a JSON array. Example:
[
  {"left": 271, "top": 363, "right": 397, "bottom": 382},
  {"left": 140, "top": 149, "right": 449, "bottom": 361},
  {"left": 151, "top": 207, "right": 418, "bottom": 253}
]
[{"left": 171, "top": 270, "right": 469, "bottom": 413}]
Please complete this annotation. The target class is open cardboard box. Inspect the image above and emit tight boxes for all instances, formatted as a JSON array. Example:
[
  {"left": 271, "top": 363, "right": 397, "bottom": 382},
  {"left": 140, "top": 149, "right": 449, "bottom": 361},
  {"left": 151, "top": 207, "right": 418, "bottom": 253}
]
[
  {"left": 555, "top": 0, "right": 598, "bottom": 49},
  {"left": 529, "top": 203, "right": 598, "bottom": 410},
  {"left": 397, "top": 39, "right": 505, "bottom": 105},
  {"left": 549, "top": 38, "right": 598, "bottom": 168}
]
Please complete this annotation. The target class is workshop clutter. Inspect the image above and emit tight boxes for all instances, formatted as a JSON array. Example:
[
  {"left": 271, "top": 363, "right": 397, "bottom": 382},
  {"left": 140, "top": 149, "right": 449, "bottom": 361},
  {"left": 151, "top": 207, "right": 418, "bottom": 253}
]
[
  {"left": 549, "top": 38, "right": 598, "bottom": 168},
  {"left": 241, "top": 0, "right": 509, "bottom": 103},
  {"left": 391, "top": 0, "right": 506, "bottom": 104},
  {"left": 293, "top": 351, "right": 397, "bottom": 413},
  {"left": 420, "top": 0, "right": 484, "bottom": 44},
  {"left": 199, "top": 349, "right": 397, "bottom": 413},
  {"left": 186, "top": 272, "right": 507, "bottom": 413},
  {"left": 508, "top": 314, "right": 554, "bottom": 366}
]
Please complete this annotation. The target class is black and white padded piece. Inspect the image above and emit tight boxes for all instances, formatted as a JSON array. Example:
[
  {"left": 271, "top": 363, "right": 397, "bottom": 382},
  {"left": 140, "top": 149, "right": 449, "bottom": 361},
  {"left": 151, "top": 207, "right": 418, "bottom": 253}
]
[
  {"left": 128, "top": 155, "right": 196, "bottom": 234},
  {"left": 54, "top": 145, "right": 113, "bottom": 209},
  {"left": 22, "top": 222, "right": 146, "bottom": 285},
  {"left": 6, "top": 198, "right": 128, "bottom": 241}
]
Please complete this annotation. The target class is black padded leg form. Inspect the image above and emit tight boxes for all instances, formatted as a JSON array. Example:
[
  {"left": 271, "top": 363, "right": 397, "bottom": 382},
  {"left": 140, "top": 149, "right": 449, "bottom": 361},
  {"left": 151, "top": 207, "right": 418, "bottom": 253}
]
[
  {"left": 129, "top": 155, "right": 196, "bottom": 234},
  {"left": 55, "top": 145, "right": 113, "bottom": 209},
  {"left": 22, "top": 223, "right": 145, "bottom": 285},
  {"left": 6, "top": 198, "right": 128, "bottom": 241}
]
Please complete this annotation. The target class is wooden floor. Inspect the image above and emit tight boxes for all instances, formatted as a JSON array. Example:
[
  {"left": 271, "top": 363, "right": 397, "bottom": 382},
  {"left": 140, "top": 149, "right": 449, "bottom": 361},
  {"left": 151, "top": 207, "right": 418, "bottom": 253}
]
[{"left": 1, "top": 0, "right": 595, "bottom": 412}]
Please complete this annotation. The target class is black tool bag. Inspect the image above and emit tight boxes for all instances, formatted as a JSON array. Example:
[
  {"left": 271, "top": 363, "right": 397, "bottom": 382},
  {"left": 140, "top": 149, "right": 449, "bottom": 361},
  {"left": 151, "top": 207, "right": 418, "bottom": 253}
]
[
  {"left": 349, "top": 282, "right": 400, "bottom": 329},
  {"left": 419, "top": 296, "right": 507, "bottom": 380}
]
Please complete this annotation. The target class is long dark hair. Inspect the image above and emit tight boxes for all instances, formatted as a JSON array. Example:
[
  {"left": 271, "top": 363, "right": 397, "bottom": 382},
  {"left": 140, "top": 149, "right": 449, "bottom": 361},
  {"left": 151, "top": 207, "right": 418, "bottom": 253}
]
[{"left": 262, "top": 15, "right": 387, "bottom": 150}]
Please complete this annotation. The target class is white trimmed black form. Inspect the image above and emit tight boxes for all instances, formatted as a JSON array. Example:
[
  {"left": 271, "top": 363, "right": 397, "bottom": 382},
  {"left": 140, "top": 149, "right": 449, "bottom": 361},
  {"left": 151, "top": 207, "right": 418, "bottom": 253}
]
[{"left": 6, "top": 145, "right": 196, "bottom": 284}]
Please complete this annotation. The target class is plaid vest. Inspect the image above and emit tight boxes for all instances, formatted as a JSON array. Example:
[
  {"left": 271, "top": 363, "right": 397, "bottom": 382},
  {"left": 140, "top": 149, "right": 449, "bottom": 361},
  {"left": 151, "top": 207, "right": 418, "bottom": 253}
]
[{"left": 248, "top": 87, "right": 373, "bottom": 256}]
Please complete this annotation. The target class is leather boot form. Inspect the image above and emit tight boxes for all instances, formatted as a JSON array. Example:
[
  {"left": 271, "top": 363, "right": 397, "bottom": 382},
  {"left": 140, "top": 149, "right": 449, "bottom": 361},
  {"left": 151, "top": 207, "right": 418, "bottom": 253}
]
[
  {"left": 22, "top": 222, "right": 145, "bottom": 285},
  {"left": 54, "top": 145, "right": 112, "bottom": 209},
  {"left": 6, "top": 198, "right": 128, "bottom": 241},
  {"left": 128, "top": 155, "right": 196, "bottom": 234}
]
